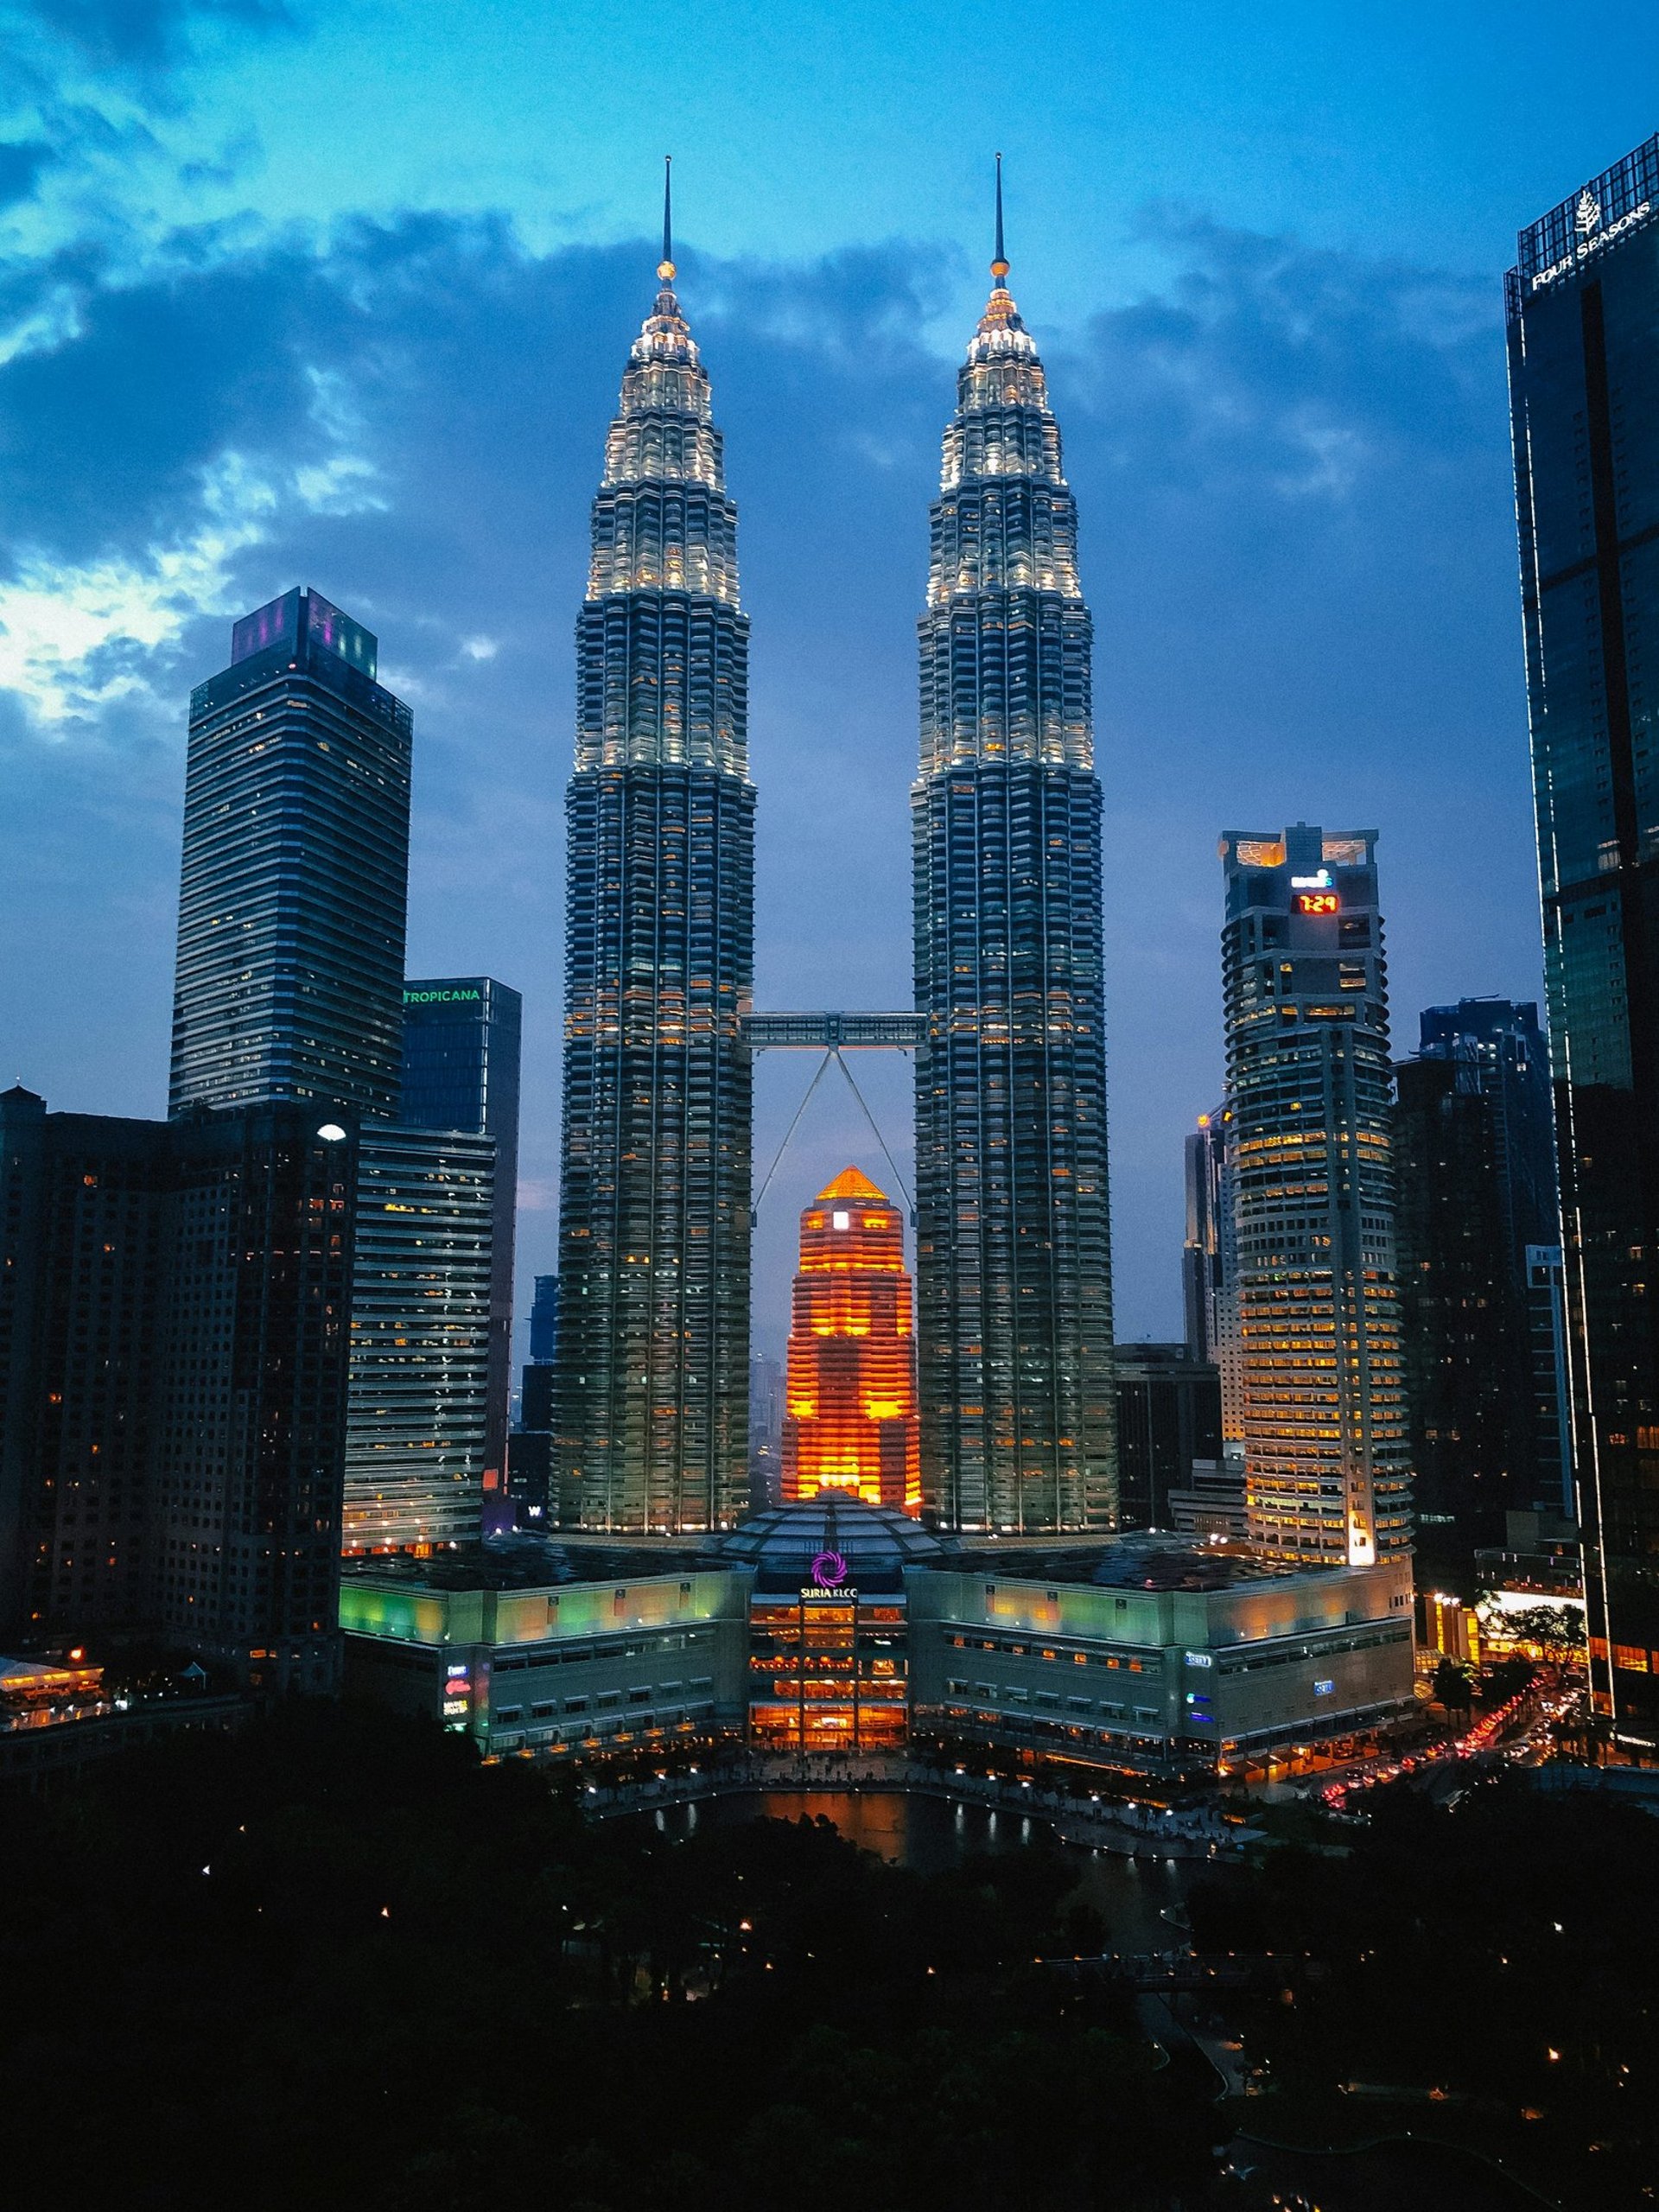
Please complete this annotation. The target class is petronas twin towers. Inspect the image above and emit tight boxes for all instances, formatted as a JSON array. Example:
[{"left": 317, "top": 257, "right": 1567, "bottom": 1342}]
[{"left": 554, "top": 169, "right": 1116, "bottom": 1534}]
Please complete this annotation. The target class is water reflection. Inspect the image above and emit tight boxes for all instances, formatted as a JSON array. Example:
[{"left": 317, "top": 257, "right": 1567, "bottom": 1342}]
[{"left": 648, "top": 1789, "right": 1205, "bottom": 1955}]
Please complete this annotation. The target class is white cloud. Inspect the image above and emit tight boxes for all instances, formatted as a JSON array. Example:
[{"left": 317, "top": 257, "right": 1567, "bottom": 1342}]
[
  {"left": 0, "top": 424, "right": 388, "bottom": 728},
  {"left": 293, "top": 450, "right": 385, "bottom": 514},
  {"left": 461, "top": 634, "right": 498, "bottom": 661},
  {"left": 0, "top": 451, "right": 275, "bottom": 726}
]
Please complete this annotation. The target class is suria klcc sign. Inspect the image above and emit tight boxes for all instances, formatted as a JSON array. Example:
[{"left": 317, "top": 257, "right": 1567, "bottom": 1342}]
[{"left": 802, "top": 1548, "right": 852, "bottom": 1599}]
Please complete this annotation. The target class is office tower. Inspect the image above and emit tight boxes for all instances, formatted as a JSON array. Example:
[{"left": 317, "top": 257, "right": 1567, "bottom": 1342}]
[
  {"left": 0, "top": 1086, "right": 359, "bottom": 1691},
  {"left": 1182, "top": 1109, "right": 1229, "bottom": 1364},
  {"left": 554, "top": 181, "right": 753, "bottom": 1531},
  {"left": 1111, "top": 1343, "right": 1223, "bottom": 1529},
  {"left": 341, "top": 1127, "right": 494, "bottom": 1554},
  {"left": 169, "top": 587, "right": 411, "bottom": 1120},
  {"left": 748, "top": 1351, "right": 785, "bottom": 1510},
  {"left": 1395, "top": 1001, "right": 1561, "bottom": 1555},
  {"left": 912, "top": 164, "right": 1116, "bottom": 1532},
  {"left": 399, "top": 976, "right": 523, "bottom": 1486},
  {"left": 780, "top": 1168, "right": 920, "bottom": 1512},
  {"left": 1219, "top": 824, "right": 1410, "bottom": 1566},
  {"left": 510, "top": 1276, "right": 557, "bottom": 1524},
  {"left": 1507, "top": 137, "right": 1659, "bottom": 1739}
]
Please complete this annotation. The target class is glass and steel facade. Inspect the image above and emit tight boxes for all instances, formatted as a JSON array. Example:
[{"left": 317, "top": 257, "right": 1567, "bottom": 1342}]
[
  {"left": 1219, "top": 825, "right": 1411, "bottom": 1567},
  {"left": 1507, "top": 136, "right": 1659, "bottom": 1741},
  {"left": 912, "top": 233, "right": 1116, "bottom": 1532},
  {"left": 342, "top": 1125, "right": 494, "bottom": 1554},
  {"left": 780, "top": 1166, "right": 920, "bottom": 1512},
  {"left": 169, "top": 588, "right": 411, "bottom": 1121},
  {"left": 1394, "top": 1000, "right": 1561, "bottom": 1553},
  {"left": 400, "top": 976, "right": 522, "bottom": 1488},
  {"left": 554, "top": 245, "right": 753, "bottom": 1532},
  {"left": 340, "top": 1497, "right": 1414, "bottom": 1771}
]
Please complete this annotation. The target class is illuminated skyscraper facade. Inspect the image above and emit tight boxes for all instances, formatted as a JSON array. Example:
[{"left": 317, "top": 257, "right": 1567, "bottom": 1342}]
[
  {"left": 1508, "top": 137, "right": 1659, "bottom": 1742},
  {"left": 781, "top": 1167, "right": 920, "bottom": 1512},
  {"left": 400, "top": 976, "right": 522, "bottom": 1488},
  {"left": 341, "top": 1125, "right": 494, "bottom": 1556},
  {"left": 169, "top": 587, "right": 410, "bottom": 1121},
  {"left": 912, "top": 180, "right": 1116, "bottom": 1532},
  {"left": 1219, "top": 824, "right": 1411, "bottom": 1567},
  {"left": 555, "top": 196, "right": 754, "bottom": 1531}
]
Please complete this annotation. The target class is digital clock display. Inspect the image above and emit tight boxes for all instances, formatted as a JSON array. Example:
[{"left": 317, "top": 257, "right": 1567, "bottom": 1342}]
[{"left": 1295, "top": 892, "right": 1339, "bottom": 915}]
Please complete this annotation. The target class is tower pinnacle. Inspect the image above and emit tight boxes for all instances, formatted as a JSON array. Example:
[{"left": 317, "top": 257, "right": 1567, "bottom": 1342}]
[
  {"left": 658, "top": 154, "right": 675, "bottom": 283},
  {"left": 990, "top": 150, "right": 1009, "bottom": 283}
]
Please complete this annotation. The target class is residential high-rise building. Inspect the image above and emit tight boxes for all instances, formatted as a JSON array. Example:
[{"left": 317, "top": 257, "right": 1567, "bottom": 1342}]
[
  {"left": 528, "top": 1273, "right": 560, "bottom": 1365},
  {"left": 1394, "top": 999, "right": 1561, "bottom": 1559},
  {"left": 780, "top": 1168, "right": 920, "bottom": 1513},
  {"left": 748, "top": 1351, "right": 785, "bottom": 1511},
  {"left": 149, "top": 1105, "right": 359, "bottom": 1690},
  {"left": 399, "top": 976, "right": 523, "bottom": 1487},
  {"left": 912, "top": 165, "right": 1116, "bottom": 1532},
  {"left": 554, "top": 181, "right": 753, "bottom": 1531},
  {"left": 341, "top": 1126, "right": 494, "bottom": 1555},
  {"left": 1507, "top": 136, "right": 1659, "bottom": 1742},
  {"left": 1527, "top": 1244, "right": 1574, "bottom": 1521},
  {"left": 0, "top": 1088, "right": 169, "bottom": 1645},
  {"left": 169, "top": 587, "right": 411, "bottom": 1120},
  {"left": 0, "top": 1085, "right": 359, "bottom": 1693},
  {"left": 1112, "top": 1343, "right": 1223, "bottom": 1530},
  {"left": 1182, "top": 1109, "right": 1230, "bottom": 1366},
  {"left": 510, "top": 1276, "right": 558, "bottom": 1525},
  {"left": 1219, "top": 824, "right": 1410, "bottom": 1567}
]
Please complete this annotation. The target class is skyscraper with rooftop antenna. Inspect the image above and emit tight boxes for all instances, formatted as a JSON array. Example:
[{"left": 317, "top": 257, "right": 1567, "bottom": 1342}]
[
  {"left": 912, "top": 159, "right": 1117, "bottom": 1530},
  {"left": 553, "top": 163, "right": 754, "bottom": 1530}
]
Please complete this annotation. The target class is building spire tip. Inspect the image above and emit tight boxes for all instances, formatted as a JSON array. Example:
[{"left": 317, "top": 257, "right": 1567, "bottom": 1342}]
[
  {"left": 657, "top": 154, "right": 676, "bottom": 283},
  {"left": 990, "top": 151, "right": 1009, "bottom": 283}
]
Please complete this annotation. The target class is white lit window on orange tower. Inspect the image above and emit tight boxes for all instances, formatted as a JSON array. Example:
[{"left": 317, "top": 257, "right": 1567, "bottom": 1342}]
[{"left": 779, "top": 1166, "right": 921, "bottom": 1514}]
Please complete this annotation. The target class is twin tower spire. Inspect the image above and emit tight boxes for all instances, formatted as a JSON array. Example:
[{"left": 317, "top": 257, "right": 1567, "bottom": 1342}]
[{"left": 553, "top": 162, "right": 1116, "bottom": 1535}]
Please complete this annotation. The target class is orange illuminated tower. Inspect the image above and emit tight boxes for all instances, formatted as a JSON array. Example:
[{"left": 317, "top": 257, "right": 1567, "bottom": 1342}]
[{"left": 781, "top": 1167, "right": 921, "bottom": 1514}]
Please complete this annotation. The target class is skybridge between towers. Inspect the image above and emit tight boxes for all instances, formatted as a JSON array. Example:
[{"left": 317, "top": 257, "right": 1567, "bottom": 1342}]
[
  {"left": 741, "top": 1013, "right": 927, "bottom": 1052},
  {"left": 741, "top": 1012, "right": 925, "bottom": 1225}
]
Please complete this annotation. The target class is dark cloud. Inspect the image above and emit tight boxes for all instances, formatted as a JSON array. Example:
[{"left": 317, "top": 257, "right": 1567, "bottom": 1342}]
[
  {"left": 0, "top": 206, "right": 1536, "bottom": 1344},
  {"left": 0, "top": 138, "right": 53, "bottom": 203}
]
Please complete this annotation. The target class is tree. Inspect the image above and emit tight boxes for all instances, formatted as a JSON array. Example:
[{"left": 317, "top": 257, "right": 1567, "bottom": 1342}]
[
  {"left": 1432, "top": 1656, "right": 1475, "bottom": 1716},
  {"left": 1503, "top": 1604, "right": 1586, "bottom": 1667}
]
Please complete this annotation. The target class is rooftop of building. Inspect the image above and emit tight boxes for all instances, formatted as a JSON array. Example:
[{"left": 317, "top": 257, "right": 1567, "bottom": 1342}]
[
  {"left": 341, "top": 1532, "right": 715, "bottom": 1592},
  {"left": 703, "top": 1495, "right": 946, "bottom": 1592},
  {"left": 340, "top": 1515, "right": 1380, "bottom": 1607},
  {"left": 945, "top": 1532, "right": 1343, "bottom": 1592}
]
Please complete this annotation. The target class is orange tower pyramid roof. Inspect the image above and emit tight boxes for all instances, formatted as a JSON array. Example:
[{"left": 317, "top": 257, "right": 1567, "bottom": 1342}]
[{"left": 815, "top": 1164, "right": 890, "bottom": 1205}]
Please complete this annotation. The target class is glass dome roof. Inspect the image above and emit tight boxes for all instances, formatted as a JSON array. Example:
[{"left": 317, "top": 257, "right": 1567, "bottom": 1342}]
[{"left": 703, "top": 1494, "right": 946, "bottom": 1593}]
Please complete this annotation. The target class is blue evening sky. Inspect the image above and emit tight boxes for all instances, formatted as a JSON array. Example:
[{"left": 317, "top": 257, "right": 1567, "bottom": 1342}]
[{"left": 3, "top": 0, "right": 1657, "bottom": 1351}]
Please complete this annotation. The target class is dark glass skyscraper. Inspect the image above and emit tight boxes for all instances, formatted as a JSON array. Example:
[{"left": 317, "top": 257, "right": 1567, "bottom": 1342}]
[
  {"left": 170, "top": 587, "right": 411, "bottom": 1119},
  {"left": 912, "top": 176, "right": 1116, "bottom": 1530},
  {"left": 1394, "top": 1000, "right": 1560, "bottom": 1559},
  {"left": 0, "top": 1084, "right": 359, "bottom": 1693},
  {"left": 554, "top": 194, "right": 754, "bottom": 1531},
  {"left": 1508, "top": 136, "right": 1659, "bottom": 1742},
  {"left": 400, "top": 976, "right": 523, "bottom": 1484}
]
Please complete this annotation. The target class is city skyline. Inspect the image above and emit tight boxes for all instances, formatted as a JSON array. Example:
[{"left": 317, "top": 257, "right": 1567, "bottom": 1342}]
[
  {"left": 8, "top": 13, "right": 1635, "bottom": 1353},
  {"left": 3, "top": 17, "right": 1656, "bottom": 2192}
]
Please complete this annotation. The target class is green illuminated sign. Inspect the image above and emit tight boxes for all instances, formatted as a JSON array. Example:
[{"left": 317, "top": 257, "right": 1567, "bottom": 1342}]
[{"left": 404, "top": 988, "right": 482, "bottom": 1005}]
